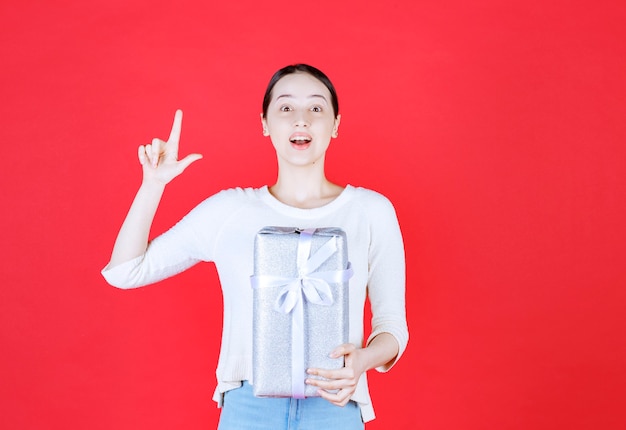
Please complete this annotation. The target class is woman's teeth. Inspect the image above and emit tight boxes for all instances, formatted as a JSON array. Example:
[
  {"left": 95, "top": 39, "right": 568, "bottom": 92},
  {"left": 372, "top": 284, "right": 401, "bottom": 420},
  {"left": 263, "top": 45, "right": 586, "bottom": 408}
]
[{"left": 290, "top": 137, "right": 311, "bottom": 144}]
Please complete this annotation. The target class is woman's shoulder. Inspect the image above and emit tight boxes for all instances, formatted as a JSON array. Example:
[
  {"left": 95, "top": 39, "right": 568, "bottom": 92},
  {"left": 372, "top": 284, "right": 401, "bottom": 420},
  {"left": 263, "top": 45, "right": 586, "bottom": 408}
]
[
  {"left": 200, "top": 186, "right": 264, "bottom": 202},
  {"left": 188, "top": 186, "right": 266, "bottom": 215},
  {"left": 349, "top": 185, "right": 396, "bottom": 208},
  {"left": 345, "top": 185, "right": 400, "bottom": 225},
  {"left": 214, "top": 186, "right": 264, "bottom": 199}
]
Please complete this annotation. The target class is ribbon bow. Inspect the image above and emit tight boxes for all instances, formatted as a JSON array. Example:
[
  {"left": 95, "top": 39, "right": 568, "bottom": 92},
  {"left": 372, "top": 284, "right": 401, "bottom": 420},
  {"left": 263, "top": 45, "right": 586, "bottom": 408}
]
[{"left": 251, "top": 228, "right": 353, "bottom": 398}]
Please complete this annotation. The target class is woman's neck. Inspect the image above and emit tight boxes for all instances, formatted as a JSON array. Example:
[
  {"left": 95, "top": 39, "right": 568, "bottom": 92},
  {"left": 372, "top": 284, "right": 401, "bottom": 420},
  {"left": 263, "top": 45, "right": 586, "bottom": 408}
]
[{"left": 269, "top": 165, "right": 344, "bottom": 209}]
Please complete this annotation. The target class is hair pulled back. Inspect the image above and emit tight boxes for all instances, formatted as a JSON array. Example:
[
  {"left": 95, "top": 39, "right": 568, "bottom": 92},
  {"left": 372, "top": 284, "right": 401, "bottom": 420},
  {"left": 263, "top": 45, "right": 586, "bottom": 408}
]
[{"left": 261, "top": 64, "right": 339, "bottom": 119}]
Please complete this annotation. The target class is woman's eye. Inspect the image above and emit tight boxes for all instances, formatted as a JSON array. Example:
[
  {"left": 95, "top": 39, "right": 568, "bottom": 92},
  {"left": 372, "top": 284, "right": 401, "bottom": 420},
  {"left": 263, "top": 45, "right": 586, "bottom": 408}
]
[
  {"left": 279, "top": 105, "right": 292, "bottom": 112},
  {"left": 311, "top": 106, "right": 322, "bottom": 112}
]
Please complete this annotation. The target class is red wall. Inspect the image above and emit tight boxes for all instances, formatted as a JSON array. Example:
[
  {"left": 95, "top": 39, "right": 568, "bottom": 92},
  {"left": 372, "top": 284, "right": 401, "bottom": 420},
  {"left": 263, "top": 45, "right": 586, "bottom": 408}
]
[{"left": 1, "top": 1, "right": 625, "bottom": 429}]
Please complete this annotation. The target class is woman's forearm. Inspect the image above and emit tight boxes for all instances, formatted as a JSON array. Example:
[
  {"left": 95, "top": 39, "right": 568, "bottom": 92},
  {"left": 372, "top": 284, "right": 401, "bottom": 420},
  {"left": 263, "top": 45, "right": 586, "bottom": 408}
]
[{"left": 107, "top": 180, "right": 166, "bottom": 268}]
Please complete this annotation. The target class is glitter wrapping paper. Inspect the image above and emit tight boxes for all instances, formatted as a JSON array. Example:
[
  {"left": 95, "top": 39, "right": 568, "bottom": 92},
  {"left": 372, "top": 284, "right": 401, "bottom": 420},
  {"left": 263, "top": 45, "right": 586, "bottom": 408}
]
[{"left": 251, "top": 227, "right": 351, "bottom": 398}]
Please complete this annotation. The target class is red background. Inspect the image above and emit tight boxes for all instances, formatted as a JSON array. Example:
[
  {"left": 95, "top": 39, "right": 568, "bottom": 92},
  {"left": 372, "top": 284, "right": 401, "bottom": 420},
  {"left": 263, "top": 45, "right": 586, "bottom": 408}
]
[{"left": 1, "top": 1, "right": 625, "bottom": 429}]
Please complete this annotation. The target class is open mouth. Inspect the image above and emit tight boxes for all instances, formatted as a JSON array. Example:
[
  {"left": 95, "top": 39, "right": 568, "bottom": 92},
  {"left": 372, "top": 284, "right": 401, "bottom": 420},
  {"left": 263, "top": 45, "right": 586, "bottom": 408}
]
[{"left": 289, "top": 136, "right": 312, "bottom": 145}]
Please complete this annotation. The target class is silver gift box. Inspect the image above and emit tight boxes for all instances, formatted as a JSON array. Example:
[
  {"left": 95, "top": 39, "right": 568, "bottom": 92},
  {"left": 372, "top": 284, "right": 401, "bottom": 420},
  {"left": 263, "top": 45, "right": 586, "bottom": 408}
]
[{"left": 251, "top": 227, "right": 351, "bottom": 398}]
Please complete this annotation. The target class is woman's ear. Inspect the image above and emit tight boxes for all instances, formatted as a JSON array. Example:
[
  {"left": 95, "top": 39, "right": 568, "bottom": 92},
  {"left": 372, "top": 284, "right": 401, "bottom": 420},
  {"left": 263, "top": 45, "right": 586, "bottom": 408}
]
[
  {"left": 332, "top": 114, "right": 341, "bottom": 138},
  {"left": 260, "top": 113, "right": 269, "bottom": 136}
]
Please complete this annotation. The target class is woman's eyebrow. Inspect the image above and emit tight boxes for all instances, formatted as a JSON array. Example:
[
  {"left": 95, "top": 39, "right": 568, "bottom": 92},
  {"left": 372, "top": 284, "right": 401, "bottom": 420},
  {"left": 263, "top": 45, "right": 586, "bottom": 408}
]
[
  {"left": 309, "top": 94, "right": 328, "bottom": 102},
  {"left": 275, "top": 94, "right": 328, "bottom": 102}
]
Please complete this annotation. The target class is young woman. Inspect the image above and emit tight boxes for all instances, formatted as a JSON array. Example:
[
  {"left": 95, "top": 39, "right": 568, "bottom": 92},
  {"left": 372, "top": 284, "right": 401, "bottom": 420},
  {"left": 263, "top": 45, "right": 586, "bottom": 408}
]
[{"left": 102, "top": 64, "right": 408, "bottom": 429}]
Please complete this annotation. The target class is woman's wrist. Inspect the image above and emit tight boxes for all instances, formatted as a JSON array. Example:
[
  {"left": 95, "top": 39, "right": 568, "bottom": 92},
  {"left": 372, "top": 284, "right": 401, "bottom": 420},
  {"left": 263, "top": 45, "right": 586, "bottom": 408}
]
[
  {"left": 139, "top": 178, "right": 167, "bottom": 198},
  {"left": 362, "top": 333, "right": 399, "bottom": 372}
]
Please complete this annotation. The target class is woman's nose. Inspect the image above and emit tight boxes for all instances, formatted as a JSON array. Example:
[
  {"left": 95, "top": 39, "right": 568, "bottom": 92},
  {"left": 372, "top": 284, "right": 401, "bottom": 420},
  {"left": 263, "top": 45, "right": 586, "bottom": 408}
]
[{"left": 293, "top": 110, "right": 310, "bottom": 127}]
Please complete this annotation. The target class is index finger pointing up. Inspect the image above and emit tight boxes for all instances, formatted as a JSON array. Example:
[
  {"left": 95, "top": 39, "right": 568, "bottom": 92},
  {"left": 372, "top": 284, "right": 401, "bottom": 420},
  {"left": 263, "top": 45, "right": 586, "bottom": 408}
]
[{"left": 168, "top": 109, "right": 183, "bottom": 147}]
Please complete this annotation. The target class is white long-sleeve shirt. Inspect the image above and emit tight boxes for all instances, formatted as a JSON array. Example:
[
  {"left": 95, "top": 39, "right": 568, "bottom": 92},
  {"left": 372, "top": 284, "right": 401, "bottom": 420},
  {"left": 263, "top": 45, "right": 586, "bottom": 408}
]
[{"left": 102, "top": 185, "right": 408, "bottom": 422}]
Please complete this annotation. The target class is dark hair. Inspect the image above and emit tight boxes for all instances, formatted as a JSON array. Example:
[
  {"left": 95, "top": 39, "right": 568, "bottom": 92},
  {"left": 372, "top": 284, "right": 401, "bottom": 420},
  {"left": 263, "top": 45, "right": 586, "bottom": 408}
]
[{"left": 261, "top": 64, "right": 339, "bottom": 119}]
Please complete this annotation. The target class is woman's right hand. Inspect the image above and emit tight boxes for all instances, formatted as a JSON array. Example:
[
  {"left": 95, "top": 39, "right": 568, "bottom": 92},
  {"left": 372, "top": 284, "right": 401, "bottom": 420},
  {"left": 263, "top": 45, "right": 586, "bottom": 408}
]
[
  {"left": 105, "top": 110, "right": 202, "bottom": 269},
  {"left": 138, "top": 109, "right": 202, "bottom": 185}
]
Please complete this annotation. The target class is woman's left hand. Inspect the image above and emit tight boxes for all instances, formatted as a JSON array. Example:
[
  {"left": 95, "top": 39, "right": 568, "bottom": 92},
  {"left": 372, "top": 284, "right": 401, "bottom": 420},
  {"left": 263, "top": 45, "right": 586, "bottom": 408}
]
[{"left": 306, "top": 343, "right": 366, "bottom": 407}]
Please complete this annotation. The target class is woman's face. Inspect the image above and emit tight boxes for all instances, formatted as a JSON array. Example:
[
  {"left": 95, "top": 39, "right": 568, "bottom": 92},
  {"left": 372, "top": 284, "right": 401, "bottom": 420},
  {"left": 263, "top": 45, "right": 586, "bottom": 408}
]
[{"left": 261, "top": 72, "right": 340, "bottom": 168}]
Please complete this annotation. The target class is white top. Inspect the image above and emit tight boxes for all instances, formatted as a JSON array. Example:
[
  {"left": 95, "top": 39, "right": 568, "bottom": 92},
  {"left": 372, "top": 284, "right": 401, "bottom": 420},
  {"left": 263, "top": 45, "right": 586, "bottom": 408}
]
[{"left": 102, "top": 185, "right": 408, "bottom": 422}]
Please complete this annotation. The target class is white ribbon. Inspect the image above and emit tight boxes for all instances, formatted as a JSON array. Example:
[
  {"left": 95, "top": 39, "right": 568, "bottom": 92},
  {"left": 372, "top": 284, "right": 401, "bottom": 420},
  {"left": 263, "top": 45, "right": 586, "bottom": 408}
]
[{"left": 251, "top": 228, "right": 353, "bottom": 398}]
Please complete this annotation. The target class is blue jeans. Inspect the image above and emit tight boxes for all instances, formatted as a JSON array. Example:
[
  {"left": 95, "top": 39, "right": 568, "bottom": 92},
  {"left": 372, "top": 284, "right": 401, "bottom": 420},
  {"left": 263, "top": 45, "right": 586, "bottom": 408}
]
[{"left": 217, "top": 381, "right": 364, "bottom": 430}]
